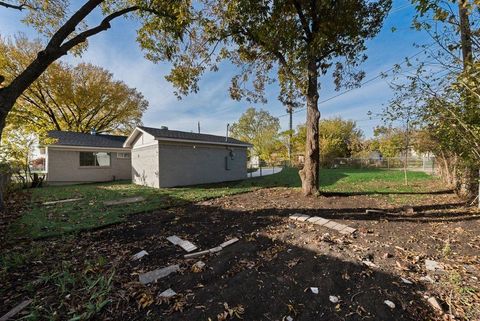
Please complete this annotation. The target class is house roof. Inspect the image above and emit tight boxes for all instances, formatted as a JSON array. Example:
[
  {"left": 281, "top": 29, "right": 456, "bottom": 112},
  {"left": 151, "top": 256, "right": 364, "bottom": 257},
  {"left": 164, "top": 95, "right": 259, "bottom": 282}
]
[
  {"left": 48, "top": 131, "right": 127, "bottom": 148},
  {"left": 124, "top": 126, "right": 252, "bottom": 148}
]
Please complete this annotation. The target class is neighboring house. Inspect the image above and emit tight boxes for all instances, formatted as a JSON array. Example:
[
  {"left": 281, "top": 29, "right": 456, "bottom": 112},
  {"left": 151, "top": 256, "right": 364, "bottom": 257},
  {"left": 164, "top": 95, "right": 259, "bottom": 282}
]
[
  {"left": 368, "top": 150, "right": 383, "bottom": 160},
  {"left": 123, "top": 126, "right": 252, "bottom": 188},
  {"left": 45, "top": 131, "right": 131, "bottom": 185}
]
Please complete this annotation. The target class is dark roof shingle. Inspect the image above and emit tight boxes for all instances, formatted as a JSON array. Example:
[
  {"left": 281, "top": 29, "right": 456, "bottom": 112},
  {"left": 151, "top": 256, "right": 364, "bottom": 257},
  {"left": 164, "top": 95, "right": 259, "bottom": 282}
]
[
  {"left": 48, "top": 131, "right": 127, "bottom": 148},
  {"left": 138, "top": 126, "right": 251, "bottom": 146}
]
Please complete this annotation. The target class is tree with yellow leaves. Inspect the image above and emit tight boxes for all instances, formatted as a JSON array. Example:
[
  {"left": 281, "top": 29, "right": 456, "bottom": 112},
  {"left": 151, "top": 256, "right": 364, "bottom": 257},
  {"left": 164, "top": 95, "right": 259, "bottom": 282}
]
[{"left": 1, "top": 36, "right": 148, "bottom": 136}]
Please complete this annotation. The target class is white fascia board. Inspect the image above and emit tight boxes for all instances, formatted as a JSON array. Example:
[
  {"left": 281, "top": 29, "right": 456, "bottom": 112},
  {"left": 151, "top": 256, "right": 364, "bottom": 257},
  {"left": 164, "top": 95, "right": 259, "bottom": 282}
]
[
  {"left": 154, "top": 137, "right": 251, "bottom": 148},
  {"left": 48, "top": 145, "right": 130, "bottom": 152},
  {"left": 123, "top": 127, "right": 149, "bottom": 148},
  {"left": 131, "top": 141, "right": 159, "bottom": 150}
]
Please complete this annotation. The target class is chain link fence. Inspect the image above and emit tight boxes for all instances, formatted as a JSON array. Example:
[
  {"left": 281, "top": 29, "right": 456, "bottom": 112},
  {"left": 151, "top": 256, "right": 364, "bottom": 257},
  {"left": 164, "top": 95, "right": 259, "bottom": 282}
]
[{"left": 330, "top": 157, "right": 436, "bottom": 173}]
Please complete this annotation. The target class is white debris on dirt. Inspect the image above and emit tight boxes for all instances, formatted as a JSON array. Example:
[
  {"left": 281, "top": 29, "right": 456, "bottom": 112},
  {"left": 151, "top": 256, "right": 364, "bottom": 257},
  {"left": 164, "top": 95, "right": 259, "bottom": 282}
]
[
  {"left": 220, "top": 237, "right": 239, "bottom": 248},
  {"left": 191, "top": 260, "right": 206, "bottom": 272},
  {"left": 361, "top": 260, "right": 378, "bottom": 268},
  {"left": 329, "top": 295, "right": 339, "bottom": 303},
  {"left": 43, "top": 198, "right": 83, "bottom": 206},
  {"left": 178, "top": 240, "right": 197, "bottom": 252},
  {"left": 167, "top": 235, "right": 198, "bottom": 252},
  {"left": 184, "top": 250, "right": 210, "bottom": 259},
  {"left": 0, "top": 299, "right": 32, "bottom": 321},
  {"left": 158, "top": 288, "right": 177, "bottom": 298},
  {"left": 384, "top": 300, "right": 396, "bottom": 309},
  {"left": 194, "top": 260, "right": 205, "bottom": 269},
  {"left": 365, "top": 209, "right": 385, "bottom": 214},
  {"left": 167, "top": 235, "right": 182, "bottom": 245},
  {"left": 427, "top": 297, "right": 443, "bottom": 312},
  {"left": 310, "top": 287, "right": 319, "bottom": 294},
  {"left": 131, "top": 250, "right": 149, "bottom": 261},
  {"left": 425, "top": 259, "right": 443, "bottom": 272},
  {"left": 285, "top": 316, "right": 293, "bottom": 321},
  {"left": 420, "top": 275, "right": 435, "bottom": 283},
  {"left": 138, "top": 265, "right": 180, "bottom": 285},
  {"left": 401, "top": 277, "right": 413, "bottom": 284},
  {"left": 209, "top": 246, "right": 222, "bottom": 253},
  {"left": 103, "top": 196, "right": 145, "bottom": 206}
]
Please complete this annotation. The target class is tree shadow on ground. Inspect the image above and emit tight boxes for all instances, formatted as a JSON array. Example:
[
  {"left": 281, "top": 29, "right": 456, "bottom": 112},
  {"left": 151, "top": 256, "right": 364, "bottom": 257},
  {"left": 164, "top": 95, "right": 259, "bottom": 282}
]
[
  {"left": 90, "top": 203, "right": 440, "bottom": 321},
  {"left": 320, "top": 189, "right": 454, "bottom": 196},
  {"left": 247, "top": 203, "right": 478, "bottom": 224}
]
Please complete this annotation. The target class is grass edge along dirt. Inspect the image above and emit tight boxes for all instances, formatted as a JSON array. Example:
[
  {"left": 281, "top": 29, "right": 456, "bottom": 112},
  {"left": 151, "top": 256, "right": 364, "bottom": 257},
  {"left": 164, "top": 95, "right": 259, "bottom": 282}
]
[{"left": 10, "top": 167, "right": 439, "bottom": 239}]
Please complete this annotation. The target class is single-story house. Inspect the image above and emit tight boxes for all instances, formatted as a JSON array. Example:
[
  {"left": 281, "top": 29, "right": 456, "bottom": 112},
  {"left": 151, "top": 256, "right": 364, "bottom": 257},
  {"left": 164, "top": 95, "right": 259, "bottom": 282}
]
[
  {"left": 45, "top": 131, "right": 131, "bottom": 185},
  {"left": 123, "top": 126, "right": 252, "bottom": 188}
]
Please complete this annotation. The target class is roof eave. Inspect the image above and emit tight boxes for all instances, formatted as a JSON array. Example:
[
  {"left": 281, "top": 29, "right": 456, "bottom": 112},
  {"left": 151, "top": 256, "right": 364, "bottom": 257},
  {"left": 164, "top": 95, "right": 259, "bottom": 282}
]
[
  {"left": 48, "top": 144, "right": 130, "bottom": 151},
  {"left": 123, "top": 127, "right": 149, "bottom": 148},
  {"left": 154, "top": 136, "right": 251, "bottom": 147}
]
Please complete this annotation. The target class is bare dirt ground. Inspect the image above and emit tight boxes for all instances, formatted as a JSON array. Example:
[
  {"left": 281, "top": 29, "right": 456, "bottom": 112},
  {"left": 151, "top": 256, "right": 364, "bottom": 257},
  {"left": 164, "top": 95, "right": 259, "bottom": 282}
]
[{"left": 1, "top": 188, "right": 479, "bottom": 321}]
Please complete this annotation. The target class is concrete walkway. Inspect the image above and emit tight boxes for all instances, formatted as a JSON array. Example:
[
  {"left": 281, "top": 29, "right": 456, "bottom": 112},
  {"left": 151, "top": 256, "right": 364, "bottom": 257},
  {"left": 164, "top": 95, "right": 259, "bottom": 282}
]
[{"left": 248, "top": 167, "right": 283, "bottom": 178}]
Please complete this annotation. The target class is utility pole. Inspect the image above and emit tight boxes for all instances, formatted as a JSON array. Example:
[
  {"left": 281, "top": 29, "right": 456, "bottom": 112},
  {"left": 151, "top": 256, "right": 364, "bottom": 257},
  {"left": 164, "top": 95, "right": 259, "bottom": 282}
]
[{"left": 197, "top": 121, "right": 201, "bottom": 134}]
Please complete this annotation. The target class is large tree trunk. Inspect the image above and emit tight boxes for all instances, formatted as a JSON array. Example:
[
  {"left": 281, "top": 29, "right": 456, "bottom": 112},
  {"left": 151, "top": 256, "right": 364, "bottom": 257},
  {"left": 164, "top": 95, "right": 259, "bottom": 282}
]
[
  {"left": 456, "top": 165, "right": 478, "bottom": 200},
  {"left": 457, "top": 0, "right": 479, "bottom": 202},
  {"left": 299, "top": 61, "right": 320, "bottom": 195}
]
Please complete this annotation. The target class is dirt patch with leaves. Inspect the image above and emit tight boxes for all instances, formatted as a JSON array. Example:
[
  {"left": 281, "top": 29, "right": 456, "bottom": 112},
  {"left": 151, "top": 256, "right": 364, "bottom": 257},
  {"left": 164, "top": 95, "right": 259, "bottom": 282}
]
[{"left": 1, "top": 187, "right": 479, "bottom": 320}]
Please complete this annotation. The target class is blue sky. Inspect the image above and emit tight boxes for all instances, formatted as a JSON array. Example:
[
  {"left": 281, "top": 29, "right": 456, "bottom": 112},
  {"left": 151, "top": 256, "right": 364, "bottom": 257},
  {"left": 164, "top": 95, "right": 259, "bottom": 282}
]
[{"left": 0, "top": 1, "right": 429, "bottom": 138}]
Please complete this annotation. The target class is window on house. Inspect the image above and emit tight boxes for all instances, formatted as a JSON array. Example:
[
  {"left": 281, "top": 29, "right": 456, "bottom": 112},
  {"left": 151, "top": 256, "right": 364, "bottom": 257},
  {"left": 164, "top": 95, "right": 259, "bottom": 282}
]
[
  {"left": 79, "top": 152, "right": 111, "bottom": 167},
  {"left": 117, "top": 152, "right": 131, "bottom": 159}
]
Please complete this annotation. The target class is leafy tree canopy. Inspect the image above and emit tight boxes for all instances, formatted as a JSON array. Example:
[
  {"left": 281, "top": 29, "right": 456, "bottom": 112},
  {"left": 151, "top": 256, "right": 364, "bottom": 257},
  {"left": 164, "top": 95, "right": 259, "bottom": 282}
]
[
  {"left": 1, "top": 36, "right": 148, "bottom": 137},
  {"left": 295, "top": 118, "right": 363, "bottom": 165},
  {"left": 229, "top": 107, "right": 280, "bottom": 163}
]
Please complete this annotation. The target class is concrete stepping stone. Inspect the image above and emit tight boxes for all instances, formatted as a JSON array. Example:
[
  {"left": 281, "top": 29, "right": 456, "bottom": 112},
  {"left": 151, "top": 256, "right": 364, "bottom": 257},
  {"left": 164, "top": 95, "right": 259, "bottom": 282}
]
[
  {"left": 104, "top": 196, "right": 145, "bottom": 206},
  {"left": 313, "top": 218, "right": 330, "bottom": 226},
  {"left": 324, "top": 221, "right": 342, "bottom": 230},
  {"left": 306, "top": 216, "right": 322, "bottom": 223},
  {"left": 43, "top": 198, "right": 82, "bottom": 205},
  {"left": 339, "top": 226, "right": 357, "bottom": 235},
  {"left": 289, "top": 213, "right": 310, "bottom": 221},
  {"left": 291, "top": 214, "right": 357, "bottom": 235},
  {"left": 330, "top": 223, "right": 347, "bottom": 231},
  {"left": 139, "top": 265, "right": 180, "bottom": 284}
]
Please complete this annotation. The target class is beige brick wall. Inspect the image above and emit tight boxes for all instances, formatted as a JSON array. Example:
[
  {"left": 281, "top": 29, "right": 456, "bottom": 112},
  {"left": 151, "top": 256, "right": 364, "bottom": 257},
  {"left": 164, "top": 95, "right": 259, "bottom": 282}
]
[
  {"left": 158, "top": 142, "right": 248, "bottom": 187},
  {"left": 46, "top": 147, "right": 131, "bottom": 184},
  {"left": 131, "top": 144, "right": 159, "bottom": 188}
]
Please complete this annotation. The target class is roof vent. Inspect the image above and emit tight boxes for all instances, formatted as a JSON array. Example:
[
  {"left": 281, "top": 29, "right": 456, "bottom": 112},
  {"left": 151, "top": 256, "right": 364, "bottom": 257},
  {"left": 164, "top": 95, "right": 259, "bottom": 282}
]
[{"left": 160, "top": 126, "right": 168, "bottom": 130}]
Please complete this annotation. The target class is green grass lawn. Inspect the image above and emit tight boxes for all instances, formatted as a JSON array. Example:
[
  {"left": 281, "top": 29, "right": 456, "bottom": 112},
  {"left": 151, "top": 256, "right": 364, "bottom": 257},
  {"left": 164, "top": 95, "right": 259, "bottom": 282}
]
[{"left": 12, "top": 167, "right": 440, "bottom": 239}]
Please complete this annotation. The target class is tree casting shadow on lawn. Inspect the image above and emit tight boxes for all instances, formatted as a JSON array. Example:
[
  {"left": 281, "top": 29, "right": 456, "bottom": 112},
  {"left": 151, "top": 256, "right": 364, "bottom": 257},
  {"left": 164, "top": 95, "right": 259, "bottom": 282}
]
[{"left": 85, "top": 203, "right": 441, "bottom": 321}]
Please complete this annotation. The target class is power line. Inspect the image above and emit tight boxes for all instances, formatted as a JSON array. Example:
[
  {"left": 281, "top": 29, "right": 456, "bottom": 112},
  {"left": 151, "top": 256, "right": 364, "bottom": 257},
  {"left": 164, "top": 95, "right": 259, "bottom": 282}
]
[
  {"left": 277, "top": 44, "right": 435, "bottom": 119},
  {"left": 389, "top": 3, "right": 414, "bottom": 14}
]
